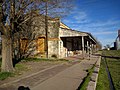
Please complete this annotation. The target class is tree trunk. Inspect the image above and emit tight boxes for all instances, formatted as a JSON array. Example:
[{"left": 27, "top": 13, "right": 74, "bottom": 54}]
[{"left": 1, "top": 35, "right": 14, "bottom": 72}]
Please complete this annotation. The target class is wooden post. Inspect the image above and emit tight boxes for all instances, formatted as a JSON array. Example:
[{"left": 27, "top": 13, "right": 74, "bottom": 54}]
[
  {"left": 89, "top": 41, "right": 91, "bottom": 60},
  {"left": 72, "top": 38, "right": 74, "bottom": 51},
  {"left": 92, "top": 44, "right": 94, "bottom": 53},
  {"left": 45, "top": 0, "right": 48, "bottom": 58},
  {"left": 91, "top": 44, "right": 93, "bottom": 54},
  {"left": 89, "top": 41, "right": 92, "bottom": 56},
  {"left": 87, "top": 41, "right": 89, "bottom": 53},
  {"left": 82, "top": 36, "right": 84, "bottom": 59}
]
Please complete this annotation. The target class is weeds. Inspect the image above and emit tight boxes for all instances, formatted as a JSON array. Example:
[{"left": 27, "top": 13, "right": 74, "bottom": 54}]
[
  {"left": 77, "top": 64, "right": 95, "bottom": 90},
  {"left": 96, "top": 58, "right": 110, "bottom": 90},
  {"left": 0, "top": 72, "right": 13, "bottom": 80},
  {"left": 22, "top": 58, "right": 70, "bottom": 62},
  {"left": 97, "top": 50, "right": 120, "bottom": 90}
]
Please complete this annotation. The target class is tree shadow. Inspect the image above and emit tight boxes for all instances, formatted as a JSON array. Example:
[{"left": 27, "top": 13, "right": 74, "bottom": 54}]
[{"left": 12, "top": 58, "right": 23, "bottom": 67}]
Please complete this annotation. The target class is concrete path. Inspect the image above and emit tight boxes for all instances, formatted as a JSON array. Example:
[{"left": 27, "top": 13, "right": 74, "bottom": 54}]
[{"left": 32, "top": 55, "right": 100, "bottom": 90}]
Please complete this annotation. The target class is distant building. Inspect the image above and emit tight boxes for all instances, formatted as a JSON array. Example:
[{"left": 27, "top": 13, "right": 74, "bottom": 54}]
[
  {"left": 118, "top": 30, "right": 120, "bottom": 41},
  {"left": 115, "top": 30, "right": 120, "bottom": 50}
]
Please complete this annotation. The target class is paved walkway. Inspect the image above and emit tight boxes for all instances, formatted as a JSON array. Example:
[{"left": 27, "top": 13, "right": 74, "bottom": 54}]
[
  {"left": 0, "top": 55, "right": 100, "bottom": 90},
  {"left": 32, "top": 55, "right": 100, "bottom": 90}
]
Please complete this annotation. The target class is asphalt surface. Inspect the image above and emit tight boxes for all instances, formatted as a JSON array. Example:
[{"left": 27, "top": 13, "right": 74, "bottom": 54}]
[{"left": 32, "top": 55, "right": 99, "bottom": 90}]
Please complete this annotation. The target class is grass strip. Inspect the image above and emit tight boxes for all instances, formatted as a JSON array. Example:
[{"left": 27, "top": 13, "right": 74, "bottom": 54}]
[
  {"left": 0, "top": 63, "right": 29, "bottom": 80},
  {"left": 102, "top": 50, "right": 120, "bottom": 57},
  {"left": 106, "top": 58, "right": 120, "bottom": 90},
  {"left": 14, "top": 63, "right": 29, "bottom": 76},
  {"left": 96, "top": 58, "right": 110, "bottom": 90},
  {"left": 0, "top": 58, "right": 2, "bottom": 67},
  {"left": 22, "top": 58, "right": 70, "bottom": 62},
  {"left": 0, "top": 72, "right": 14, "bottom": 80},
  {"left": 101, "top": 50, "right": 120, "bottom": 90},
  {"left": 77, "top": 64, "right": 95, "bottom": 90}
]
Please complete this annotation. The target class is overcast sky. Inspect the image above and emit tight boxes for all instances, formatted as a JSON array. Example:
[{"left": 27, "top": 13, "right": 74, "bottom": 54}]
[{"left": 61, "top": 0, "right": 120, "bottom": 47}]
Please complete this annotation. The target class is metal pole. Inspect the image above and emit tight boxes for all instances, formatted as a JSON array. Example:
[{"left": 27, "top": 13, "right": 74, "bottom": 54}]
[{"left": 45, "top": 0, "right": 48, "bottom": 58}]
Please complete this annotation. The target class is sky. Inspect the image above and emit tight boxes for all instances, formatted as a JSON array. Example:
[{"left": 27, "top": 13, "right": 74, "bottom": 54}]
[{"left": 61, "top": 0, "right": 120, "bottom": 47}]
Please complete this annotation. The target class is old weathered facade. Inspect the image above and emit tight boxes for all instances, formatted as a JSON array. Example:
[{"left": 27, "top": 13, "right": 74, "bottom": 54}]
[
  {"left": 21, "top": 15, "right": 101, "bottom": 58},
  {"left": 59, "top": 26, "right": 99, "bottom": 58}
]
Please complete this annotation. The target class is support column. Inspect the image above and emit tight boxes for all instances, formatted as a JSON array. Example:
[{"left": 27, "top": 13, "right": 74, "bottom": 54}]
[
  {"left": 88, "top": 41, "right": 90, "bottom": 60},
  {"left": 91, "top": 44, "right": 94, "bottom": 54},
  {"left": 90, "top": 41, "right": 92, "bottom": 55},
  {"left": 72, "top": 38, "right": 74, "bottom": 51},
  {"left": 82, "top": 36, "right": 84, "bottom": 59},
  {"left": 87, "top": 41, "right": 89, "bottom": 53}
]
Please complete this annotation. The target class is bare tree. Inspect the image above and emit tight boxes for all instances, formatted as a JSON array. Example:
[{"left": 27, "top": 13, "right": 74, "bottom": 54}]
[
  {"left": 0, "top": 0, "right": 74, "bottom": 72},
  {"left": 0, "top": 0, "right": 37, "bottom": 72}
]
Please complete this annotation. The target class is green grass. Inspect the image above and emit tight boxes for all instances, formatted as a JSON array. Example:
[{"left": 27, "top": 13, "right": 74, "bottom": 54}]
[
  {"left": 0, "top": 63, "right": 28, "bottom": 80},
  {"left": 0, "top": 72, "right": 14, "bottom": 80},
  {"left": 0, "top": 58, "right": 2, "bottom": 71},
  {"left": 0, "top": 61, "right": 1, "bottom": 67},
  {"left": 102, "top": 50, "right": 120, "bottom": 57},
  {"left": 0, "top": 60, "right": 29, "bottom": 80},
  {"left": 97, "top": 50, "right": 120, "bottom": 90},
  {"left": 106, "top": 58, "right": 120, "bottom": 90},
  {"left": 14, "top": 63, "right": 29, "bottom": 76},
  {"left": 21, "top": 58, "right": 49, "bottom": 62},
  {"left": 96, "top": 58, "right": 110, "bottom": 90},
  {"left": 78, "top": 65, "right": 95, "bottom": 90},
  {"left": 22, "top": 58, "right": 70, "bottom": 62},
  {"left": 103, "top": 50, "right": 120, "bottom": 90},
  {"left": 97, "top": 50, "right": 102, "bottom": 55}
]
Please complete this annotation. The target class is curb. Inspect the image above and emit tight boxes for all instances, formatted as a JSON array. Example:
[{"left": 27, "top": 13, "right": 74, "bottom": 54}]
[{"left": 87, "top": 56, "right": 101, "bottom": 90}]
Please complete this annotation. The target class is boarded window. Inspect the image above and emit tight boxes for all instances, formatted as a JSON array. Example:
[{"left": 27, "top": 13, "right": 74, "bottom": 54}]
[
  {"left": 37, "top": 37, "right": 45, "bottom": 53},
  {"left": 20, "top": 38, "right": 28, "bottom": 52}
]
